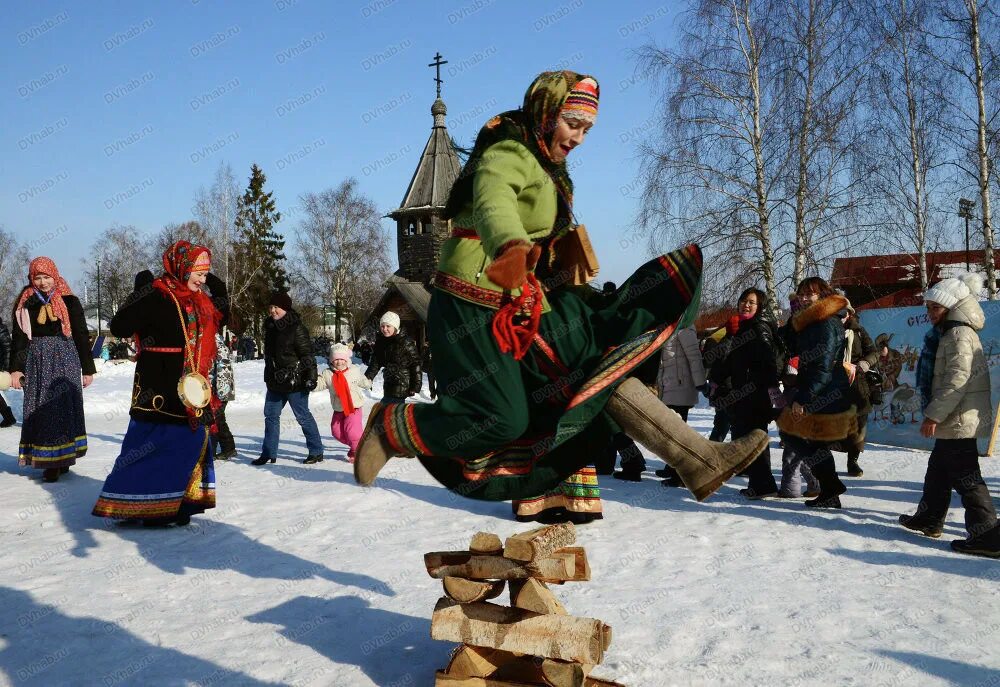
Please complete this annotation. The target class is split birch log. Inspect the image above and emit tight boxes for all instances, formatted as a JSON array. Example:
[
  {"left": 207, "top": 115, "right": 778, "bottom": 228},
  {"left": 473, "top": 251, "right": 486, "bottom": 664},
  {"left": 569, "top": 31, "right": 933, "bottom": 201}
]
[
  {"left": 509, "top": 578, "right": 567, "bottom": 615},
  {"left": 425, "top": 551, "right": 575, "bottom": 582},
  {"left": 445, "top": 645, "right": 512, "bottom": 678},
  {"left": 583, "top": 678, "right": 625, "bottom": 687},
  {"left": 538, "top": 659, "right": 592, "bottom": 687},
  {"left": 443, "top": 577, "right": 505, "bottom": 604},
  {"left": 550, "top": 547, "right": 590, "bottom": 582},
  {"left": 431, "top": 597, "right": 609, "bottom": 665},
  {"left": 470, "top": 532, "right": 504, "bottom": 555},
  {"left": 504, "top": 524, "right": 576, "bottom": 562},
  {"left": 445, "top": 644, "right": 591, "bottom": 686},
  {"left": 433, "top": 672, "right": 537, "bottom": 687}
]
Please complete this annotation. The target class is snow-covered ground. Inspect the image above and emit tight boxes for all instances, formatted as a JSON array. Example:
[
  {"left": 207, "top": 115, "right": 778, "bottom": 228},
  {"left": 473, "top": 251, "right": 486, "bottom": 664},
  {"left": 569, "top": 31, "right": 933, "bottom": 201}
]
[{"left": 1, "top": 359, "right": 998, "bottom": 687}]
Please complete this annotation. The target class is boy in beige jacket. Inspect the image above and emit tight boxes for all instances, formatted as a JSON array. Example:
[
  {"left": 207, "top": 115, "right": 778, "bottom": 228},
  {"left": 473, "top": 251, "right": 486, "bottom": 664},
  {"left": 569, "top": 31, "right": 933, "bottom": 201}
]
[{"left": 900, "top": 273, "right": 999, "bottom": 558}]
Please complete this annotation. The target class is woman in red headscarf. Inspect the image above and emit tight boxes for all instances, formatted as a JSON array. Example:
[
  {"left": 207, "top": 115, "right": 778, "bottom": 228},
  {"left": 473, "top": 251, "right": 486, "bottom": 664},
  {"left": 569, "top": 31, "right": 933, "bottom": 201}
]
[
  {"left": 93, "top": 241, "right": 228, "bottom": 526},
  {"left": 9, "top": 257, "right": 95, "bottom": 482}
]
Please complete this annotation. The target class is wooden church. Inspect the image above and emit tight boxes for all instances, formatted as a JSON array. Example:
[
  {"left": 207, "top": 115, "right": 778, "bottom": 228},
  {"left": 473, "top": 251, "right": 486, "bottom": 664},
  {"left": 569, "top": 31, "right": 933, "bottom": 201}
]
[{"left": 366, "top": 53, "right": 462, "bottom": 355}]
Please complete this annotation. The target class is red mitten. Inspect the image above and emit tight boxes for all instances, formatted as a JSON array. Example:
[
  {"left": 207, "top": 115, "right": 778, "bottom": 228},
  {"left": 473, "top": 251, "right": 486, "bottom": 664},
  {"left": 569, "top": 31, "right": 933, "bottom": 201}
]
[{"left": 486, "top": 241, "right": 541, "bottom": 290}]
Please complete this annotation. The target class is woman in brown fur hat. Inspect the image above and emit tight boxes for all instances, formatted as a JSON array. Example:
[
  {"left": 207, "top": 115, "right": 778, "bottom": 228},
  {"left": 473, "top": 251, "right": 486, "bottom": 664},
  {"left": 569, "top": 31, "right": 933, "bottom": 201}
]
[{"left": 775, "top": 277, "right": 855, "bottom": 508}]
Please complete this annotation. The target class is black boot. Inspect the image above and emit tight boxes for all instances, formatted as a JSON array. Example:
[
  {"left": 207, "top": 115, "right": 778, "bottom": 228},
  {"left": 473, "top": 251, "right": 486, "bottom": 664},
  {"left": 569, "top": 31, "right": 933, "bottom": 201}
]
[
  {"left": 251, "top": 455, "right": 276, "bottom": 466},
  {"left": 804, "top": 452, "right": 846, "bottom": 508},
  {"left": 846, "top": 453, "right": 863, "bottom": 477},
  {"left": 303, "top": 455, "right": 324, "bottom": 464},
  {"left": 951, "top": 525, "right": 1000, "bottom": 558},
  {"left": 42, "top": 468, "right": 60, "bottom": 483},
  {"left": 898, "top": 513, "right": 944, "bottom": 538}
]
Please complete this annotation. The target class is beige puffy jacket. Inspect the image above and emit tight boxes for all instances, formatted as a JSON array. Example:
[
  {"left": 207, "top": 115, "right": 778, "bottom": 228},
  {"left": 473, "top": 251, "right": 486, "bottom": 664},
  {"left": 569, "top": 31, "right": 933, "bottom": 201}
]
[
  {"left": 924, "top": 295, "right": 993, "bottom": 439},
  {"left": 657, "top": 326, "right": 706, "bottom": 408},
  {"left": 326, "top": 364, "right": 371, "bottom": 412}
]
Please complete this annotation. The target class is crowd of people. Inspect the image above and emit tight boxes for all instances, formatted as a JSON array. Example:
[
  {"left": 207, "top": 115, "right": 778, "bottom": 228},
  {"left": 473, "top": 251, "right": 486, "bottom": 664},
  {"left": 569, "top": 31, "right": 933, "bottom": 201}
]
[{"left": 2, "top": 67, "right": 997, "bottom": 560}]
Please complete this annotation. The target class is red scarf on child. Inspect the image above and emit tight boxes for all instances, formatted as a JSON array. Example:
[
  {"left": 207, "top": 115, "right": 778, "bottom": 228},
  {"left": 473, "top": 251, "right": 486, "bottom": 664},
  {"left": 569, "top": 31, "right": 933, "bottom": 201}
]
[{"left": 332, "top": 368, "right": 355, "bottom": 414}]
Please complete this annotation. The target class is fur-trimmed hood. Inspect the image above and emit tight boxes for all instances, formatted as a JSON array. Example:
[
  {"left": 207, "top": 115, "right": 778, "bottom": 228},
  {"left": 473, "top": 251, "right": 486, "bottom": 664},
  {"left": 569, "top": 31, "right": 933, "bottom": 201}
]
[{"left": 791, "top": 294, "right": 849, "bottom": 333}]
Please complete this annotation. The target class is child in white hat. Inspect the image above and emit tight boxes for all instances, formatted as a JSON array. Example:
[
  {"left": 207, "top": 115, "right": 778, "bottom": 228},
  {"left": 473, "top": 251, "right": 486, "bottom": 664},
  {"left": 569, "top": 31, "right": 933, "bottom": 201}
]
[{"left": 327, "top": 343, "right": 371, "bottom": 462}]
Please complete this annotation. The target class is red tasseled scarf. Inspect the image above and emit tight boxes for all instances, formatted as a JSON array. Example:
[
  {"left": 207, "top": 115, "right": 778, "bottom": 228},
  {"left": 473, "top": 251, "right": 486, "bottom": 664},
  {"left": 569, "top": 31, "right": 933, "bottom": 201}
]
[
  {"left": 491, "top": 273, "right": 543, "bottom": 361},
  {"left": 332, "top": 369, "right": 355, "bottom": 414}
]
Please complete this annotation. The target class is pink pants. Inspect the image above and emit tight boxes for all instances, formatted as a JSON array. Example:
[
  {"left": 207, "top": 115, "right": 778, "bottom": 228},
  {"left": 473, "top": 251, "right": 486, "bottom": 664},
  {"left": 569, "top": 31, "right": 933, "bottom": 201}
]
[{"left": 331, "top": 408, "right": 363, "bottom": 460}]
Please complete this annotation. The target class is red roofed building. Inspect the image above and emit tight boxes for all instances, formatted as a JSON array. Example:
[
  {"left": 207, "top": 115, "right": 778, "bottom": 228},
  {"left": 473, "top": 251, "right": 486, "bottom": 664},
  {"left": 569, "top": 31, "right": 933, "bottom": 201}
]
[{"left": 831, "top": 250, "right": 999, "bottom": 310}]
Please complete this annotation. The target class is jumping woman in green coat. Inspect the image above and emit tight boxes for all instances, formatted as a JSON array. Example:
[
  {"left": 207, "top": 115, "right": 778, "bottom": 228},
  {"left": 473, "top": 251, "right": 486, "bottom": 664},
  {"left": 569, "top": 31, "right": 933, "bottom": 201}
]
[{"left": 355, "top": 71, "right": 768, "bottom": 502}]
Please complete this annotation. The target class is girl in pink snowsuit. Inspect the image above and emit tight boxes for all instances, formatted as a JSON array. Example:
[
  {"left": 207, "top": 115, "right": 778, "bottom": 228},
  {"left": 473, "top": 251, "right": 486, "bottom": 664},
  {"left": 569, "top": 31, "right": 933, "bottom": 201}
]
[{"left": 327, "top": 344, "right": 371, "bottom": 462}]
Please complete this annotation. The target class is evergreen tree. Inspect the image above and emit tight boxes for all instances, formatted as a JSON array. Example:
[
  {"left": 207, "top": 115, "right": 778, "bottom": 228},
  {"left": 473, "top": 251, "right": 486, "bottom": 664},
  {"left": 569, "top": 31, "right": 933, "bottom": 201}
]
[{"left": 231, "top": 163, "right": 287, "bottom": 344}]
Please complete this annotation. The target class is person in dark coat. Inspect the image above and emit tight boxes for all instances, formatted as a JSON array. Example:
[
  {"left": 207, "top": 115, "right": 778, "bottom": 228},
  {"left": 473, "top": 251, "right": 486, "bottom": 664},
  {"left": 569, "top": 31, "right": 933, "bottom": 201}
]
[
  {"left": 0, "top": 315, "right": 16, "bottom": 427},
  {"left": 830, "top": 307, "right": 878, "bottom": 477},
  {"left": 701, "top": 332, "right": 731, "bottom": 442},
  {"left": 710, "top": 288, "right": 783, "bottom": 499},
  {"left": 253, "top": 291, "right": 323, "bottom": 465},
  {"left": 93, "top": 244, "right": 226, "bottom": 525},
  {"left": 775, "top": 277, "right": 854, "bottom": 508},
  {"left": 364, "top": 311, "right": 421, "bottom": 403}
]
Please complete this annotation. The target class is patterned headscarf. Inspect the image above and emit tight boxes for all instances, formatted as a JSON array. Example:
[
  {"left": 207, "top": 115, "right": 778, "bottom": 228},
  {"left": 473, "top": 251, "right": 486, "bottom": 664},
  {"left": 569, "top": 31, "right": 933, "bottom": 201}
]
[
  {"left": 152, "top": 240, "right": 222, "bottom": 429},
  {"left": 15, "top": 257, "right": 74, "bottom": 338},
  {"left": 444, "top": 70, "right": 599, "bottom": 238}
]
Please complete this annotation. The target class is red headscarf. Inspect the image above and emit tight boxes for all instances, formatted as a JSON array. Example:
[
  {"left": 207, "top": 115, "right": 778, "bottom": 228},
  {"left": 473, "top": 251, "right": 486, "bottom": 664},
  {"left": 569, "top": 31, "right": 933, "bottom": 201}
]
[
  {"left": 15, "top": 257, "right": 74, "bottom": 338},
  {"left": 152, "top": 241, "right": 222, "bottom": 428}
]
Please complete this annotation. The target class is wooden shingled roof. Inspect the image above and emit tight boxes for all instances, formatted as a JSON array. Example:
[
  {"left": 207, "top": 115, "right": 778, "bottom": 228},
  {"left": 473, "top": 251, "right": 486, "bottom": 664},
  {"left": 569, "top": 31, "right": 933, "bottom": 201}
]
[{"left": 392, "top": 98, "right": 461, "bottom": 215}]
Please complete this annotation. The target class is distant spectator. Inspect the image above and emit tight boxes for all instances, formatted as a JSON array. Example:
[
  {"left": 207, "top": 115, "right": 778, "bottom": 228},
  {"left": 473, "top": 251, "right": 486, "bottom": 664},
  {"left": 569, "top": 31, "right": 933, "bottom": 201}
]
[
  {"left": 364, "top": 311, "right": 421, "bottom": 403},
  {"left": 900, "top": 273, "right": 999, "bottom": 558}
]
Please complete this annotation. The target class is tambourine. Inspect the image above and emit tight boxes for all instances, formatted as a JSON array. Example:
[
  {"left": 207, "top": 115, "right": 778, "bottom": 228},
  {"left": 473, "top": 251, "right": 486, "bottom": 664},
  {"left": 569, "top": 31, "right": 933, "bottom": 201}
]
[
  {"left": 177, "top": 372, "right": 211, "bottom": 409},
  {"left": 316, "top": 368, "right": 333, "bottom": 392},
  {"left": 0, "top": 371, "right": 10, "bottom": 391}
]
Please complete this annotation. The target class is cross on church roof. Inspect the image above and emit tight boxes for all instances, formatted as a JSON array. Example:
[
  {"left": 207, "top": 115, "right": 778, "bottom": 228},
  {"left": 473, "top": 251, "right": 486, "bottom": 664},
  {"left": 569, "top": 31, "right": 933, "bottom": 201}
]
[{"left": 428, "top": 52, "right": 448, "bottom": 98}]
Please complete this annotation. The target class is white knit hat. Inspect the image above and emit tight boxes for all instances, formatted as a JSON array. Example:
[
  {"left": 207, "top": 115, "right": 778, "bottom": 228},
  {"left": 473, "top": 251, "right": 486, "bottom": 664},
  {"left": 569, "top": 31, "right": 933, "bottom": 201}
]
[
  {"left": 924, "top": 272, "right": 984, "bottom": 309},
  {"left": 330, "top": 343, "right": 352, "bottom": 363},
  {"left": 379, "top": 311, "right": 400, "bottom": 331}
]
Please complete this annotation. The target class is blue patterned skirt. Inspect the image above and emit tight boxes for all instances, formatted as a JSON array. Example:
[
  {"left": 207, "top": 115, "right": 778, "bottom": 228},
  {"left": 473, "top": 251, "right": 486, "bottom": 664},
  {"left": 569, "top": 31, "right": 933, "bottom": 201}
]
[
  {"left": 18, "top": 336, "right": 87, "bottom": 469},
  {"left": 93, "top": 419, "right": 215, "bottom": 520}
]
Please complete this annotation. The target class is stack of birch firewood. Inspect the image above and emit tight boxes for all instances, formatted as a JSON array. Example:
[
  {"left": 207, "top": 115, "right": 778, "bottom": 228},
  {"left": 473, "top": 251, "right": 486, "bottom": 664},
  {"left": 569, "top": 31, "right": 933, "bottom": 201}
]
[{"left": 425, "top": 523, "right": 623, "bottom": 687}]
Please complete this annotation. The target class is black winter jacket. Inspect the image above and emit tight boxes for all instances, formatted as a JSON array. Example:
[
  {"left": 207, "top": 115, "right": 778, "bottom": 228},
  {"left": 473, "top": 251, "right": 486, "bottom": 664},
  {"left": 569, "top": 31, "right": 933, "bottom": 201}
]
[
  {"left": 0, "top": 317, "right": 12, "bottom": 371},
  {"left": 110, "top": 274, "right": 228, "bottom": 425},
  {"left": 10, "top": 293, "right": 96, "bottom": 375},
  {"left": 791, "top": 296, "right": 851, "bottom": 415},
  {"left": 264, "top": 310, "right": 317, "bottom": 393},
  {"left": 844, "top": 315, "right": 879, "bottom": 414},
  {"left": 365, "top": 332, "right": 421, "bottom": 398},
  {"left": 710, "top": 314, "right": 781, "bottom": 419}
]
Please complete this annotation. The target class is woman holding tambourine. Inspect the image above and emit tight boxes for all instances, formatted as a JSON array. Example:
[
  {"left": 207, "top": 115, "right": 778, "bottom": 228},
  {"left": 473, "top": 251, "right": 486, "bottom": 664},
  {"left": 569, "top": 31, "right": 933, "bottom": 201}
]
[{"left": 93, "top": 241, "right": 227, "bottom": 526}]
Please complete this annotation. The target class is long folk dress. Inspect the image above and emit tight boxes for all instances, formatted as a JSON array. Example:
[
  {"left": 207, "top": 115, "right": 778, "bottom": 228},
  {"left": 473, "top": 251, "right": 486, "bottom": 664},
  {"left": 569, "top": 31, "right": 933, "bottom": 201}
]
[
  {"left": 373, "top": 135, "right": 702, "bottom": 501},
  {"left": 92, "top": 277, "right": 226, "bottom": 521},
  {"left": 9, "top": 292, "right": 95, "bottom": 470}
]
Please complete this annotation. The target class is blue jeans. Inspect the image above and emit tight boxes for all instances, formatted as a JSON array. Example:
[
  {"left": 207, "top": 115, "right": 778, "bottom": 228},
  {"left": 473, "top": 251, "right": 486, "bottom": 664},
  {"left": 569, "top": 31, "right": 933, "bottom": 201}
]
[
  {"left": 381, "top": 396, "right": 408, "bottom": 404},
  {"left": 262, "top": 390, "right": 324, "bottom": 458}
]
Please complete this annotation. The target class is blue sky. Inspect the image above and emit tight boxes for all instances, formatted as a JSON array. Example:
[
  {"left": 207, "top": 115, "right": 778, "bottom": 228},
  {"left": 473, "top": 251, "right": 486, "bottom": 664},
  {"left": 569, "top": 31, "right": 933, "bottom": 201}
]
[{"left": 1, "top": 0, "right": 680, "bottom": 288}]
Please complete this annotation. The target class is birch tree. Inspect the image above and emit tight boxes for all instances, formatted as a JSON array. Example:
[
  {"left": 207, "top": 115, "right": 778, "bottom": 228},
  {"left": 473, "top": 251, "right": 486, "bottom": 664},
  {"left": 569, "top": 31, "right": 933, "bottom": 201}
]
[
  {"left": 0, "top": 227, "right": 30, "bottom": 316},
  {"left": 294, "top": 178, "right": 390, "bottom": 342},
  {"left": 777, "top": 0, "right": 872, "bottom": 285},
  {"left": 636, "top": 0, "right": 785, "bottom": 312},
  {"left": 863, "top": 0, "right": 948, "bottom": 291},
  {"left": 193, "top": 161, "right": 240, "bottom": 286},
  {"left": 935, "top": 0, "right": 999, "bottom": 296}
]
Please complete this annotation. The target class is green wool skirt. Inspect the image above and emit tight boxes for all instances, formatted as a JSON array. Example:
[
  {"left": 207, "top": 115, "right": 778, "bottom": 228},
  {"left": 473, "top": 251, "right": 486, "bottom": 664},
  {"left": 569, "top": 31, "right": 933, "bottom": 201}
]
[{"left": 379, "top": 244, "right": 702, "bottom": 501}]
